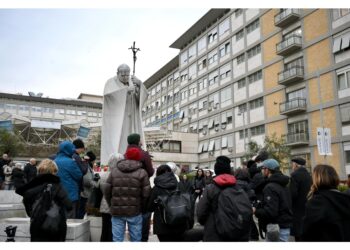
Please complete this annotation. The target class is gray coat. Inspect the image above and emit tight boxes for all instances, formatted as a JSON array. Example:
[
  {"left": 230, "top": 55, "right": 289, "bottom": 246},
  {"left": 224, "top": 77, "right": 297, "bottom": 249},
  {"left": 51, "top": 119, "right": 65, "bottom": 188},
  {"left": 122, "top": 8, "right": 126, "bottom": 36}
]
[
  {"left": 99, "top": 172, "right": 110, "bottom": 214},
  {"left": 80, "top": 166, "right": 98, "bottom": 199}
]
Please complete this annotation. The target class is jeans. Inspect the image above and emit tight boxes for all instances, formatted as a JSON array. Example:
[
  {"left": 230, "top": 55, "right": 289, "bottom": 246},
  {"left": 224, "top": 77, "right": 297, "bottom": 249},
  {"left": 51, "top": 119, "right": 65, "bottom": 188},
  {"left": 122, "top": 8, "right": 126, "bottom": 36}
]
[
  {"left": 279, "top": 228, "right": 290, "bottom": 242},
  {"left": 111, "top": 214, "right": 142, "bottom": 242}
]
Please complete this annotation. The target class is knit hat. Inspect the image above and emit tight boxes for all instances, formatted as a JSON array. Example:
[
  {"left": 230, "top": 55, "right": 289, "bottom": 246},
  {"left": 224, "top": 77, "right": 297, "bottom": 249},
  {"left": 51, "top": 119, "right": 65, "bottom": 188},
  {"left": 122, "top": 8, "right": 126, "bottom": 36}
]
[
  {"left": 127, "top": 133, "right": 141, "bottom": 145},
  {"left": 125, "top": 147, "right": 142, "bottom": 161},
  {"left": 73, "top": 138, "right": 85, "bottom": 149},
  {"left": 214, "top": 156, "right": 232, "bottom": 176},
  {"left": 262, "top": 159, "right": 280, "bottom": 170},
  {"left": 86, "top": 151, "right": 96, "bottom": 162},
  {"left": 291, "top": 157, "right": 306, "bottom": 166}
]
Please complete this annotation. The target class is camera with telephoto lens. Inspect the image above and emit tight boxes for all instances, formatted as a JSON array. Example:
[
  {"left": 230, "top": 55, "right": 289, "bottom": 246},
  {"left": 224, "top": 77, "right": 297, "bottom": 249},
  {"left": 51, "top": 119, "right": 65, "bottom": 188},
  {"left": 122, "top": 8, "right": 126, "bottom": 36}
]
[{"left": 93, "top": 173, "right": 100, "bottom": 181}]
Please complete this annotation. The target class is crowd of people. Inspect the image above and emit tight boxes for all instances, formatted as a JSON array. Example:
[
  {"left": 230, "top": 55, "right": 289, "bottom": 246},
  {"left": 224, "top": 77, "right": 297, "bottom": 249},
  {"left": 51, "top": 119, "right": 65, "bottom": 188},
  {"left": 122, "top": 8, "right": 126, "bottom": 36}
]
[{"left": 1, "top": 133, "right": 350, "bottom": 242}]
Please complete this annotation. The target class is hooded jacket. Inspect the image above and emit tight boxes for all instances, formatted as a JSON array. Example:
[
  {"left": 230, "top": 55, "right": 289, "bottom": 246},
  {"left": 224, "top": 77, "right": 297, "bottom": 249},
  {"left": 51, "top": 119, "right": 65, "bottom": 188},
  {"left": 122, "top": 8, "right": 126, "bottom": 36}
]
[
  {"left": 55, "top": 141, "right": 83, "bottom": 202},
  {"left": 301, "top": 189, "right": 350, "bottom": 241},
  {"left": 197, "top": 174, "right": 248, "bottom": 241},
  {"left": 15, "top": 174, "right": 72, "bottom": 241},
  {"left": 104, "top": 159, "right": 150, "bottom": 216},
  {"left": 255, "top": 171, "right": 293, "bottom": 229},
  {"left": 147, "top": 172, "right": 189, "bottom": 236}
]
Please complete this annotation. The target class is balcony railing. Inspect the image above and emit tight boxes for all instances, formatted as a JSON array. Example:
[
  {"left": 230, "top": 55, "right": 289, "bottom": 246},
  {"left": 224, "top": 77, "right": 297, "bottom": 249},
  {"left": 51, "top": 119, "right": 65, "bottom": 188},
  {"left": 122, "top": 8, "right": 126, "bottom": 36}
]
[
  {"left": 280, "top": 98, "right": 307, "bottom": 115},
  {"left": 284, "top": 132, "right": 309, "bottom": 146},
  {"left": 275, "top": 9, "right": 300, "bottom": 27},
  {"left": 276, "top": 35, "right": 302, "bottom": 56},
  {"left": 278, "top": 65, "right": 304, "bottom": 85}
]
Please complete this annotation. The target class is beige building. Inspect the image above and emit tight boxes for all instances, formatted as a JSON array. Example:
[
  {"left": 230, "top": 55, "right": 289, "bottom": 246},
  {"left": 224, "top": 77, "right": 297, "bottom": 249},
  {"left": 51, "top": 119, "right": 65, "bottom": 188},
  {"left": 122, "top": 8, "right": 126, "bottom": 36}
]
[{"left": 142, "top": 8, "right": 350, "bottom": 179}]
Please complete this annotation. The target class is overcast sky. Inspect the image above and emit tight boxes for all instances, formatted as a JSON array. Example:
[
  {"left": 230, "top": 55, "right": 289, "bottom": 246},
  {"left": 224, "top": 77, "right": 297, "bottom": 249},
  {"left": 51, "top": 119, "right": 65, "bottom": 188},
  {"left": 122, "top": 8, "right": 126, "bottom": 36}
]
[
  {"left": 0, "top": 8, "right": 207, "bottom": 99},
  {"left": 0, "top": 1, "right": 345, "bottom": 100}
]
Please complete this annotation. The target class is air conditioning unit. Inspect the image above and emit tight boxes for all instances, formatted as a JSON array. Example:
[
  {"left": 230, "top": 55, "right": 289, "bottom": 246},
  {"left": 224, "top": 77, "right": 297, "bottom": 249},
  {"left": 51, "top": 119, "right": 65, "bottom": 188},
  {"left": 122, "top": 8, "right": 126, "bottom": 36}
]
[{"left": 209, "top": 151, "right": 214, "bottom": 156}]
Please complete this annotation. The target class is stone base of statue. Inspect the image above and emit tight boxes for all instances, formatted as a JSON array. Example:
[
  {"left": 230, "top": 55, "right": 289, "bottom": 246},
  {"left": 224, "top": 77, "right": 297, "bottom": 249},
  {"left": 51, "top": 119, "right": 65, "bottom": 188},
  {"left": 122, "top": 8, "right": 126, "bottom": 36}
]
[{"left": 0, "top": 218, "right": 90, "bottom": 242}]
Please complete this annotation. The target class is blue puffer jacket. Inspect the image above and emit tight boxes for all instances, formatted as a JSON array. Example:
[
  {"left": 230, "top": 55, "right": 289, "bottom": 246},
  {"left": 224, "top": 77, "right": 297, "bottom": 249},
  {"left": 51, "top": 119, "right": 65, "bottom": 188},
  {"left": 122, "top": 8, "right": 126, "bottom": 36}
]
[{"left": 55, "top": 141, "right": 82, "bottom": 202}]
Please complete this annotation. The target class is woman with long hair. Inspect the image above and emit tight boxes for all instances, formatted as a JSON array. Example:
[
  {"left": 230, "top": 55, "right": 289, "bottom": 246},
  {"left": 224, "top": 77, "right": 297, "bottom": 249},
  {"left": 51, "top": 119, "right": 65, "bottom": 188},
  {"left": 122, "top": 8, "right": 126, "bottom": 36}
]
[
  {"left": 301, "top": 164, "right": 350, "bottom": 241},
  {"left": 193, "top": 168, "right": 206, "bottom": 202}
]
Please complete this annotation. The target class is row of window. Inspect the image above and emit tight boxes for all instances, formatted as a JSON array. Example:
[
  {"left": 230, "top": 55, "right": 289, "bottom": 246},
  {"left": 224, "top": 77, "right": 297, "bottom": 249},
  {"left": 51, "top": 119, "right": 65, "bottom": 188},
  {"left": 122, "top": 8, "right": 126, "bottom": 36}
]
[
  {"left": 145, "top": 68, "right": 263, "bottom": 117},
  {"left": 180, "top": 13, "right": 260, "bottom": 68},
  {"left": 197, "top": 124, "right": 265, "bottom": 153},
  {"left": 0, "top": 103, "right": 101, "bottom": 117}
]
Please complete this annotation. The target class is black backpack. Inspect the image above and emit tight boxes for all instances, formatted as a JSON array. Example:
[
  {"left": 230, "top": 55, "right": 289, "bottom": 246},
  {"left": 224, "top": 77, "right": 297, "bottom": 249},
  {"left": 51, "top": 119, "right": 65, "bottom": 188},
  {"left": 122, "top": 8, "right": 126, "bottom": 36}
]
[
  {"left": 156, "top": 190, "right": 193, "bottom": 227},
  {"left": 30, "top": 183, "right": 64, "bottom": 234},
  {"left": 213, "top": 185, "right": 252, "bottom": 241}
]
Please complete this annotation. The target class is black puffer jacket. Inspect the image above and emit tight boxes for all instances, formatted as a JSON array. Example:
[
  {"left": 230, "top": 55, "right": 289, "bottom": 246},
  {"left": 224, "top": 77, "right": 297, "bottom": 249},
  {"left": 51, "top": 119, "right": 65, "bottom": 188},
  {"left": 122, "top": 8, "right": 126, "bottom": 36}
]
[
  {"left": 289, "top": 167, "right": 312, "bottom": 237},
  {"left": 255, "top": 171, "right": 293, "bottom": 229},
  {"left": 301, "top": 189, "right": 350, "bottom": 241},
  {"left": 15, "top": 174, "right": 72, "bottom": 242},
  {"left": 147, "top": 172, "right": 188, "bottom": 236}
]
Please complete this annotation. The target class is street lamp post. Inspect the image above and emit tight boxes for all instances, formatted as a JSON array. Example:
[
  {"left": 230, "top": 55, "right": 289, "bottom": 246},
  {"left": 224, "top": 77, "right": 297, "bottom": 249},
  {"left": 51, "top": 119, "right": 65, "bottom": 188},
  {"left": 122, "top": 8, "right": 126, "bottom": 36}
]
[{"left": 238, "top": 109, "right": 246, "bottom": 153}]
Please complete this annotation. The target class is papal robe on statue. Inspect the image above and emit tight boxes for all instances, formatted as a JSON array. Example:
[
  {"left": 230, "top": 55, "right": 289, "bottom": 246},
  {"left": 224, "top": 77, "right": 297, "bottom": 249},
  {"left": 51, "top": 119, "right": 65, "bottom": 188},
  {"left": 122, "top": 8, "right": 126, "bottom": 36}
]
[{"left": 101, "top": 73, "right": 148, "bottom": 165}]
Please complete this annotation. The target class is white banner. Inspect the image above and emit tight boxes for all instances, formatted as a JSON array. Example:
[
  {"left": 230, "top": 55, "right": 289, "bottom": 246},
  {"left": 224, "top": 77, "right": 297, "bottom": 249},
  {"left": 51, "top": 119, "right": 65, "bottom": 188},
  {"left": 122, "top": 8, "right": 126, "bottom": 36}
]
[
  {"left": 324, "top": 128, "right": 332, "bottom": 155},
  {"left": 31, "top": 120, "right": 61, "bottom": 129},
  {"left": 317, "top": 127, "right": 332, "bottom": 156},
  {"left": 317, "top": 127, "right": 325, "bottom": 155}
]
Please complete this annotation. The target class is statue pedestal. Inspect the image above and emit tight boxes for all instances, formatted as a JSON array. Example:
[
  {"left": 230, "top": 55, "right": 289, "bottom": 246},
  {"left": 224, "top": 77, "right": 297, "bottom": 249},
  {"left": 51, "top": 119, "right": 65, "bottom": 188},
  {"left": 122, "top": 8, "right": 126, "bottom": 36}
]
[
  {"left": 0, "top": 191, "right": 26, "bottom": 219},
  {"left": 0, "top": 218, "right": 90, "bottom": 242}
]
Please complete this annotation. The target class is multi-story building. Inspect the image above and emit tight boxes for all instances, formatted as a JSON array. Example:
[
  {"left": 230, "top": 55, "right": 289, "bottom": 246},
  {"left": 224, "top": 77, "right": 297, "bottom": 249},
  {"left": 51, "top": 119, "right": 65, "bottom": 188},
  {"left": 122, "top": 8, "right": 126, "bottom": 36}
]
[
  {"left": 142, "top": 8, "right": 350, "bottom": 179},
  {"left": 0, "top": 92, "right": 102, "bottom": 146}
]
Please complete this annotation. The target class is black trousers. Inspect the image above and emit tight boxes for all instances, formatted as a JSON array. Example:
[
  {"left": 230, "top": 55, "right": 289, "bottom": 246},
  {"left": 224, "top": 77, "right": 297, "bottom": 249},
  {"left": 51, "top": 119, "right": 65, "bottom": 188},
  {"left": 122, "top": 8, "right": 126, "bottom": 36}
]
[
  {"left": 250, "top": 217, "right": 259, "bottom": 240},
  {"left": 157, "top": 233, "right": 184, "bottom": 242},
  {"left": 100, "top": 213, "right": 113, "bottom": 242},
  {"left": 141, "top": 212, "right": 151, "bottom": 242},
  {"left": 66, "top": 201, "right": 79, "bottom": 219}
]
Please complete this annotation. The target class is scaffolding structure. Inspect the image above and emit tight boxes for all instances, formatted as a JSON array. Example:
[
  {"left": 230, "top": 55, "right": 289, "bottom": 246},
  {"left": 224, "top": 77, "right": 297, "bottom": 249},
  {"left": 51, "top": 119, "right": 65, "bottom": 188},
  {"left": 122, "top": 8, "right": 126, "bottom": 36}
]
[
  {"left": 144, "top": 127, "right": 173, "bottom": 152},
  {"left": 0, "top": 112, "right": 100, "bottom": 146}
]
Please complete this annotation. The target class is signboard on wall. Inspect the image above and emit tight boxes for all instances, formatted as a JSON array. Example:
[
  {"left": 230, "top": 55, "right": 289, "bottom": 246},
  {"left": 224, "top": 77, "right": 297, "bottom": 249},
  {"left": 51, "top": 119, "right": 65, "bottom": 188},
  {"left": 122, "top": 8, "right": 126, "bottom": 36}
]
[
  {"left": 317, "top": 127, "right": 332, "bottom": 156},
  {"left": 0, "top": 120, "right": 13, "bottom": 132},
  {"left": 77, "top": 126, "right": 90, "bottom": 138}
]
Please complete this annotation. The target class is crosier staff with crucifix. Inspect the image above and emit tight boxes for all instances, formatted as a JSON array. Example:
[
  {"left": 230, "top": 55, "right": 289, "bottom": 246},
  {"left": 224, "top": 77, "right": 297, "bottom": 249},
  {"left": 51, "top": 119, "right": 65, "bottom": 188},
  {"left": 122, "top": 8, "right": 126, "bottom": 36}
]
[{"left": 128, "top": 42, "right": 141, "bottom": 131}]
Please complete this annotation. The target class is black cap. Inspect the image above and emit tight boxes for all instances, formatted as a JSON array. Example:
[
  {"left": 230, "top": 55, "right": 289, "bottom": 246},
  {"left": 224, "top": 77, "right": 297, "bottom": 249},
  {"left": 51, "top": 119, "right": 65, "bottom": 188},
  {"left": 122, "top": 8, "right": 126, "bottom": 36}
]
[
  {"left": 291, "top": 157, "right": 306, "bottom": 166},
  {"left": 73, "top": 138, "right": 85, "bottom": 149},
  {"left": 127, "top": 133, "right": 141, "bottom": 145},
  {"left": 86, "top": 151, "right": 96, "bottom": 162}
]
